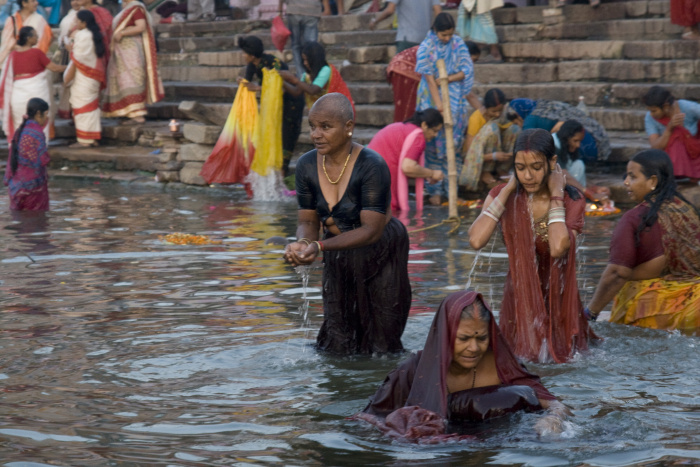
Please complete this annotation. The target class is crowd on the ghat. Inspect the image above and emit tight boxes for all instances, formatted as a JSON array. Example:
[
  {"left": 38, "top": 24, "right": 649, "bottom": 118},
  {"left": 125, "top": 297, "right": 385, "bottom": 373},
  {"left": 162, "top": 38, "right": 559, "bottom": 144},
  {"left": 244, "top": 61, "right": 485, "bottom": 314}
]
[{"left": 1, "top": 0, "right": 699, "bottom": 443}]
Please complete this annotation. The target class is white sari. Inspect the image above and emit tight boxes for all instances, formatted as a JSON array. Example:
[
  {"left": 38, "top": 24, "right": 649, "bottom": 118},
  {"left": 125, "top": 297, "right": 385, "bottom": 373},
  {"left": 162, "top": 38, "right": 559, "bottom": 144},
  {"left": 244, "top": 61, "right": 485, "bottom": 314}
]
[
  {"left": 67, "top": 28, "right": 104, "bottom": 144},
  {"left": 0, "top": 51, "right": 50, "bottom": 140}
]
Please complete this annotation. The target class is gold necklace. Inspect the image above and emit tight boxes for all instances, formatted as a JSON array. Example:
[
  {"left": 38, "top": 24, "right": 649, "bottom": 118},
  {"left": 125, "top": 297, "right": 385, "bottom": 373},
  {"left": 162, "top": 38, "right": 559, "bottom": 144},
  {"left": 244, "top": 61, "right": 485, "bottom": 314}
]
[{"left": 322, "top": 152, "right": 352, "bottom": 185}]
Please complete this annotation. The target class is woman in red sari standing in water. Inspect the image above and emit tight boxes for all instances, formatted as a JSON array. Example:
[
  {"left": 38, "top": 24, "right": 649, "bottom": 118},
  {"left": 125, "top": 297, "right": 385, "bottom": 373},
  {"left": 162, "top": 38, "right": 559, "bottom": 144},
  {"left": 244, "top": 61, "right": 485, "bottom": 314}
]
[
  {"left": 468, "top": 129, "right": 596, "bottom": 363},
  {"left": 102, "top": 0, "right": 163, "bottom": 125},
  {"left": 4, "top": 98, "right": 50, "bottom": 211}
]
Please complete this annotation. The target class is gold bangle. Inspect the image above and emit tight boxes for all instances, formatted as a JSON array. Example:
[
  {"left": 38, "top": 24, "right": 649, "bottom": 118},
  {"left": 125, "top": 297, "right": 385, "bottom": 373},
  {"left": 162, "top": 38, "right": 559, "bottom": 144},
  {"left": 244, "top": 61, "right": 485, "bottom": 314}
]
[
  {"left": 297, "top": 238, "right": 311, "bottom": 245},
  {"left": 312, "top": 241, "right": 322, "bottom": 252}
]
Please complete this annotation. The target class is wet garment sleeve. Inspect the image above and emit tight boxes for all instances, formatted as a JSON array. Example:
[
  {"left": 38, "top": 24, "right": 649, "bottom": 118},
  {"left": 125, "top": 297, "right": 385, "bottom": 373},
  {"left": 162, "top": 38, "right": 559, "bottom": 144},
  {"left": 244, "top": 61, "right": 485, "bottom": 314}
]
[
  {"left": 295, "top": 152, "right": 317, "bottom": 211},
  {"left": 360, "top": 150, "right": 391, "bottom": 214},
  {"left": 608, "top": 206, "right": 664, "bottom": 269},
  {"left": 363, "top": 352, "right": 420, "bottom": 417}
]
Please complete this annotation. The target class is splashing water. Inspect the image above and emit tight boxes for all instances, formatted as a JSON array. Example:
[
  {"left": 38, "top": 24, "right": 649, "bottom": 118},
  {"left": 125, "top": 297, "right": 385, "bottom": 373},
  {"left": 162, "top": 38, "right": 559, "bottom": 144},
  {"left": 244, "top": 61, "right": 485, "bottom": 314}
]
[{"left": 247, "top": 171, "right": 288, "bottom": 202}]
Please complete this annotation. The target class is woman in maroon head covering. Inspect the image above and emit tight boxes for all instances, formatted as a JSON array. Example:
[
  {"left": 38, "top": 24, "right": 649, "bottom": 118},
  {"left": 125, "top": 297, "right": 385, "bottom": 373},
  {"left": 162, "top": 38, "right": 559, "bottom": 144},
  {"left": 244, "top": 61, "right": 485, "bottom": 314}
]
[{"left": 355, "top": 291, "right": 569, "bottom": 441}]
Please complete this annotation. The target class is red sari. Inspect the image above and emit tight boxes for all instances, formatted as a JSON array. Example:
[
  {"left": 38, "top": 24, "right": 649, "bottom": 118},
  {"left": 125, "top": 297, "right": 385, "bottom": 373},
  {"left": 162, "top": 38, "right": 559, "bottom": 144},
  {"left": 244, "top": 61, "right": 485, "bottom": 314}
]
[
  {"left": 655, "top": 116, "right": 700, "bottom": 179},
  {"left": 304, "top": 64, "right": 355, "bottom": 116},
  {"left": 386, "top": 46, "right": 420, "bottom": 123},
  {"left": 670, "top": 0, "right": 700, "bottom": 27},
  {"left": 492, "top": 184, "right": 596, "bottom": 363},
  {"left": 356, "top": 291, "right": 555, "bottom": 441},
  {"left": 4, "top": 120, "right": 50, "bottom": 211}
]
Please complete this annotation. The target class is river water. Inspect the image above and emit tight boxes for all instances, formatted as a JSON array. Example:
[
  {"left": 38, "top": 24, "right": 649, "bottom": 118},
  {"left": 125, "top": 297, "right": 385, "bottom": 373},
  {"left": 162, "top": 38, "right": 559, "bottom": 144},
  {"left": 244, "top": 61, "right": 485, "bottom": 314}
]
[{"left": 0, "top": 178, "right": 698, "bottom": 466}]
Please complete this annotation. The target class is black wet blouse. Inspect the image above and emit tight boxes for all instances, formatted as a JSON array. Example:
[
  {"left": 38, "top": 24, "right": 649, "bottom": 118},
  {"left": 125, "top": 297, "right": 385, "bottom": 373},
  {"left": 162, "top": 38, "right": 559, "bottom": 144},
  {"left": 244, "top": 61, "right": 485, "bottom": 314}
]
[{"left": 295, "top": 148, "right": 391, "bottom": 232}]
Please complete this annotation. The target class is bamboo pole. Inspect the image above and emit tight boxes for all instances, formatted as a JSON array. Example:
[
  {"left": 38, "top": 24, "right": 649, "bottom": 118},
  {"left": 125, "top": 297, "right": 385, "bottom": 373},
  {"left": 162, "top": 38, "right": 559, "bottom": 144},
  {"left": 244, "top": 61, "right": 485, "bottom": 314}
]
[{"left": 436, "top": 59, "right": 458, "bottom": 220}]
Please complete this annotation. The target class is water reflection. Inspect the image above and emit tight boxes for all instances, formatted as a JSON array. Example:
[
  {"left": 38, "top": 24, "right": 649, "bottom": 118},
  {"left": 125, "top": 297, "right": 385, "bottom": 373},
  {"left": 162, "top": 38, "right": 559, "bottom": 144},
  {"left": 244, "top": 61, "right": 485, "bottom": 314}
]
[{"left": 0, "top": 179, "right": 697, "bottom": 465}]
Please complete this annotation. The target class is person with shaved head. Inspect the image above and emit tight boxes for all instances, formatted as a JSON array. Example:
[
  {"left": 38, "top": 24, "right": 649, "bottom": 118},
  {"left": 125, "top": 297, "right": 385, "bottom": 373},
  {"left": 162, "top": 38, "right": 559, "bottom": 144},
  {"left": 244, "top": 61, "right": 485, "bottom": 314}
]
[{"left": 283, "top": 93, "right": 412, "bottom": 355}]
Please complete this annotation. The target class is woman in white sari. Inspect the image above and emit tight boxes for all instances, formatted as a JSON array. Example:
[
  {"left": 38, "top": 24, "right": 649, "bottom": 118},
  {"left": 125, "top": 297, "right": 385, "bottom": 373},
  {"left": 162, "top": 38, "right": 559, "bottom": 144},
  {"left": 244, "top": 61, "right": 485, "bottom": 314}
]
[
  {"left": 102, "top": 0, "right": 163, "bottom": 125},
  {"left": 0, "top": 0, "right": 52, "bottom": 67},
  {"left": 0, "top": 26, "right": 64, "bottom": 140},
  {"left": 64, "top": 10, "right": 105, "bottom": 147}
]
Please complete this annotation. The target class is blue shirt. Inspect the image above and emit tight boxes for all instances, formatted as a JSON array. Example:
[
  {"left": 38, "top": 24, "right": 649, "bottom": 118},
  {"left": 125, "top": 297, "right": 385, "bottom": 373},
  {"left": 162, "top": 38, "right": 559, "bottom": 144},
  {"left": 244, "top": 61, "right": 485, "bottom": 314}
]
[{"left": 644, "top": 99, "right": 700, "bottom": 137}]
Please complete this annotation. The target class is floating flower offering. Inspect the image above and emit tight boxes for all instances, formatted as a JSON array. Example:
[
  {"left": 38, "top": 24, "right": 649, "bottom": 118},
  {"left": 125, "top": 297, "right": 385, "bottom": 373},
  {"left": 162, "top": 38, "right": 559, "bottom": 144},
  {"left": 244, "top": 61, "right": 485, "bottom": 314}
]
[
  {"left": 442, "top": 199, "right": 483, "bottom": 209},
  {"left": 159, "top": 233, "right": 222, "bottom": 245},
  {"left": 585, "top": 202, "right": 621, "bottom": 216}
]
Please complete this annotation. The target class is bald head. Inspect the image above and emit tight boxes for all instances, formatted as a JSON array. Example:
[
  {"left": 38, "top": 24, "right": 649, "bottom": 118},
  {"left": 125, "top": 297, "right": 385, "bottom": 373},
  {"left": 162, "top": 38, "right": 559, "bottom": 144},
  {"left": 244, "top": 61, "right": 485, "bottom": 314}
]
[{"left": 310, "top": 93, "right": 354, "bottom": 124}]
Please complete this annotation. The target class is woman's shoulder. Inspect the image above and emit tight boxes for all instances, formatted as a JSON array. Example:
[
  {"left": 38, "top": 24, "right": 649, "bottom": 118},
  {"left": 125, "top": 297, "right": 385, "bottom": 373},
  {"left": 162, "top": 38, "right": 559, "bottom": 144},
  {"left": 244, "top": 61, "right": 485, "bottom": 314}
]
[
  {"left": 297, "top": 149, "right": 317, "bottom": 167},
  {"left": 359, "top": 147, "right": 390, "bottom": 168}
]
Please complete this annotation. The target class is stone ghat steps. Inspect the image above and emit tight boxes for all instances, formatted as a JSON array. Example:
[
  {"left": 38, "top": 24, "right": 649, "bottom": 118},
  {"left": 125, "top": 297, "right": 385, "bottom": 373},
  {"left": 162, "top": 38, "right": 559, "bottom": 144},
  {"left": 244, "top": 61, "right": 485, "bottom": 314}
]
[
  {"left": 501, "top": 40, "right": 700, "bottom": 62},
  {"left": 162, "top": 80, "right": 700, "bottom": 108},
  {"left": 47, "top": 143, "right": 164, "bottom": 171},
  {"left": 475, "top": 59, "right": 700, "bottom": 84},
  {"left": 495, "top": 17, "right": 681, "bottom": 43},
  {"left": 163, "top": 80, "right": 394, "bottom": 104},
  {"left": 155, "top": 17, "right": 679, "bottom": 55},
  {"left": 145, "top": 99, "right": 648, "bottom": 132},
  {"left": 470, "top": 82, "right": 700, "bottom": 107},
  {"left": 157, "top": 29, "right": 396, "bottom": 53},
  {"left": 158, "top": 57, "right": 700, "bottom": 85},
  {"left": 152, "top": 1, "right": 669, "bottom": 39}
]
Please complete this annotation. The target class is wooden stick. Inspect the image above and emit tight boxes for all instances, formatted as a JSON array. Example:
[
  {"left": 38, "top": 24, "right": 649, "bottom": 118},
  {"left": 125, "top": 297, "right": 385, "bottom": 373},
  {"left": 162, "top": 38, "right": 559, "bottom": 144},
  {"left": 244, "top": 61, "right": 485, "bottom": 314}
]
[{"left": 436, "top": 59, "right": 457, "bottom": 220}]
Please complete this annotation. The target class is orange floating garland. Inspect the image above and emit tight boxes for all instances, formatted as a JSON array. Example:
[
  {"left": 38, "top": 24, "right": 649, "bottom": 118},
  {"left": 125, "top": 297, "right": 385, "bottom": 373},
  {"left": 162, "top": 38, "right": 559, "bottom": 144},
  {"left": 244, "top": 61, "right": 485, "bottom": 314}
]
[{"left": 159, "top": 233, "right": 222, "bottom": 245}]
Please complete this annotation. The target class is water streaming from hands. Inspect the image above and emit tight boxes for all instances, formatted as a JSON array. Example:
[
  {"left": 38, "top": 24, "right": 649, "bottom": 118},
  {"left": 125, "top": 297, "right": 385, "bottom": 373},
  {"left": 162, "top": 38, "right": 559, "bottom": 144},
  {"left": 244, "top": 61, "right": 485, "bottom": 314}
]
[{"left": 0, "top": 179, "right": 698, "bottom": 465}]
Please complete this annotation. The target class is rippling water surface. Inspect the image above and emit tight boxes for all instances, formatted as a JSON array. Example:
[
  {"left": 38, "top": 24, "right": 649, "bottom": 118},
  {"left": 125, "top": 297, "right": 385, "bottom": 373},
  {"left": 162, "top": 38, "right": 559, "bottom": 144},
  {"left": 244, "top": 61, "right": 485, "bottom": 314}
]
[{"left": 0, "top": 179, "right": 698, "bottom": 466}]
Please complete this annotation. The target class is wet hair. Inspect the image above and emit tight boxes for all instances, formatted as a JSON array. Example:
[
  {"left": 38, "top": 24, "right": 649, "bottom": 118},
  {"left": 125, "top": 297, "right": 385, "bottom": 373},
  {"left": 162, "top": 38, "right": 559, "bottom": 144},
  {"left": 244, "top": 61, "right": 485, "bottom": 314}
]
[
  {"left": 77, "top": 10, "right": 105, "bottom": 58},
  {"left": 512, "top": 128, "right": 582, "bottom": 200},
  {"left": 404, "top": 108, "right": 443, "bottom": 129},
  {"left": 311, "top": 92, "right": 354, "bottom": 123},
  {"left": 484, "top": 88, "right": 506, "bottom": 109},
  {"left": 629, "top": 149, "right": 700, "bottom": 245},
  {"left": 555, "top": 119, "right": 584, "bottom": 166},
  {"left": 301, "top": 41, "right": 328, "bottom": 80},
  {"left": 465, "top": 40, "right": 480, "bottom": 58},
  {"left": 460, "top": 297, "right": 491, "bottom": 326},
  {"left": 237, "top": 35, "right": 264, "bottom": 59},
  {"left": 10, "top": 98, "right": 49, "bottom": 174},
  {"left": 16, "top": 26, "right": 35, "bottom": 46},
  {"left": 432, "top": 12, "right": 455, "bottom": 33},
  {"left": 642, "top": 86, "right": 674, "bottom": 108}
]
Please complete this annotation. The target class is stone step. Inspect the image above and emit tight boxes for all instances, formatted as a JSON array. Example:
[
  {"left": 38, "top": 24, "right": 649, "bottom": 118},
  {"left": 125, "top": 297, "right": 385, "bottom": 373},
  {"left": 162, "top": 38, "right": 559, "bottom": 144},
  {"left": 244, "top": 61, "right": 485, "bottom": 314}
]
[
  {"left": 153, "top": 1, "right": 670, "bottom": 39},
  {"left": 48, "top": 144, "right": 162, "bottom": 172},
  {"left": 162, "top": 80, "right": 393, "bottom": 103},
  {"left": 489, "top": 1, "right": 669, "bottom": 26},
  {"left": 146, "top": 100, "right": 397, "bottom": 127},
  {"left": 496, "top": 18, "right": 682, "bottom": 43},
  {"left": 157, "top": 44, "right": 392, "bottom": 69},
  {"left": 159, "top": 66, "right": 243, "bottom": 82},
  {"left": 502, "top": 40, "right": 700, "bottom": 62},
  {"left": 475, "top": 59, "right": 699, "bottom": 84},
  {"left": 605, "top": 130, "right": 649, "bottom": 163},
  {"left": 471, "top": 82, "right": 700, "bottom": 107}
]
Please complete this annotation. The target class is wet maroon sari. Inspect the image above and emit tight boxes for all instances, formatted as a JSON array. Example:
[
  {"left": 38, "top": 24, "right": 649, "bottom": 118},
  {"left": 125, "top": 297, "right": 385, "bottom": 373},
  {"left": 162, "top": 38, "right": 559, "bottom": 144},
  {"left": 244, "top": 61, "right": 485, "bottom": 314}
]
[
  {"left": 355, "top": 291, "right": 555, "bottom": 441},
  {"left": 386, "top": 46, "right": 420, "bottom": 123},
  {"left": 4, "top": 120, "right": 50, "bottom": 211},
  {"left": 492, "top": 184, "right": 596, "bottom": 363}
]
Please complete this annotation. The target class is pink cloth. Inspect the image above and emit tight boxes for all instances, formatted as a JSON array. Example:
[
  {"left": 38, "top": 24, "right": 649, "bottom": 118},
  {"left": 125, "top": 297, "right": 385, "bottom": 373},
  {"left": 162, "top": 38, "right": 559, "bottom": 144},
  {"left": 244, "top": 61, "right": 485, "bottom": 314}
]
[{"left": 368, "top": 123, "right": 426, "bottom": 212}]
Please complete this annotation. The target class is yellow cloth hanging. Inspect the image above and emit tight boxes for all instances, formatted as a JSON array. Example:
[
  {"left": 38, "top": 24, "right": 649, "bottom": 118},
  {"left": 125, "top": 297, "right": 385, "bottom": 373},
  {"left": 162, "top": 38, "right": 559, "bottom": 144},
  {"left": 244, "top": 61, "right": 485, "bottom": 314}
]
[{"left": 251, "top": 68, "right": 284, "bottom": 176}]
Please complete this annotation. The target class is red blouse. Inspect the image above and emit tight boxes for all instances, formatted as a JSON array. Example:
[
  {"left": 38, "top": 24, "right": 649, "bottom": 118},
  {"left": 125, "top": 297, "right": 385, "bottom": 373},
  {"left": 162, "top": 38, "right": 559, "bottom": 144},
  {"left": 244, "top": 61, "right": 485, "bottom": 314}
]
[
  {"left": 13, "top": 48, "right": 50, "bottom": 76},
  {"left": 609, "top": 204, "right": 664, "bottom": 269}
]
